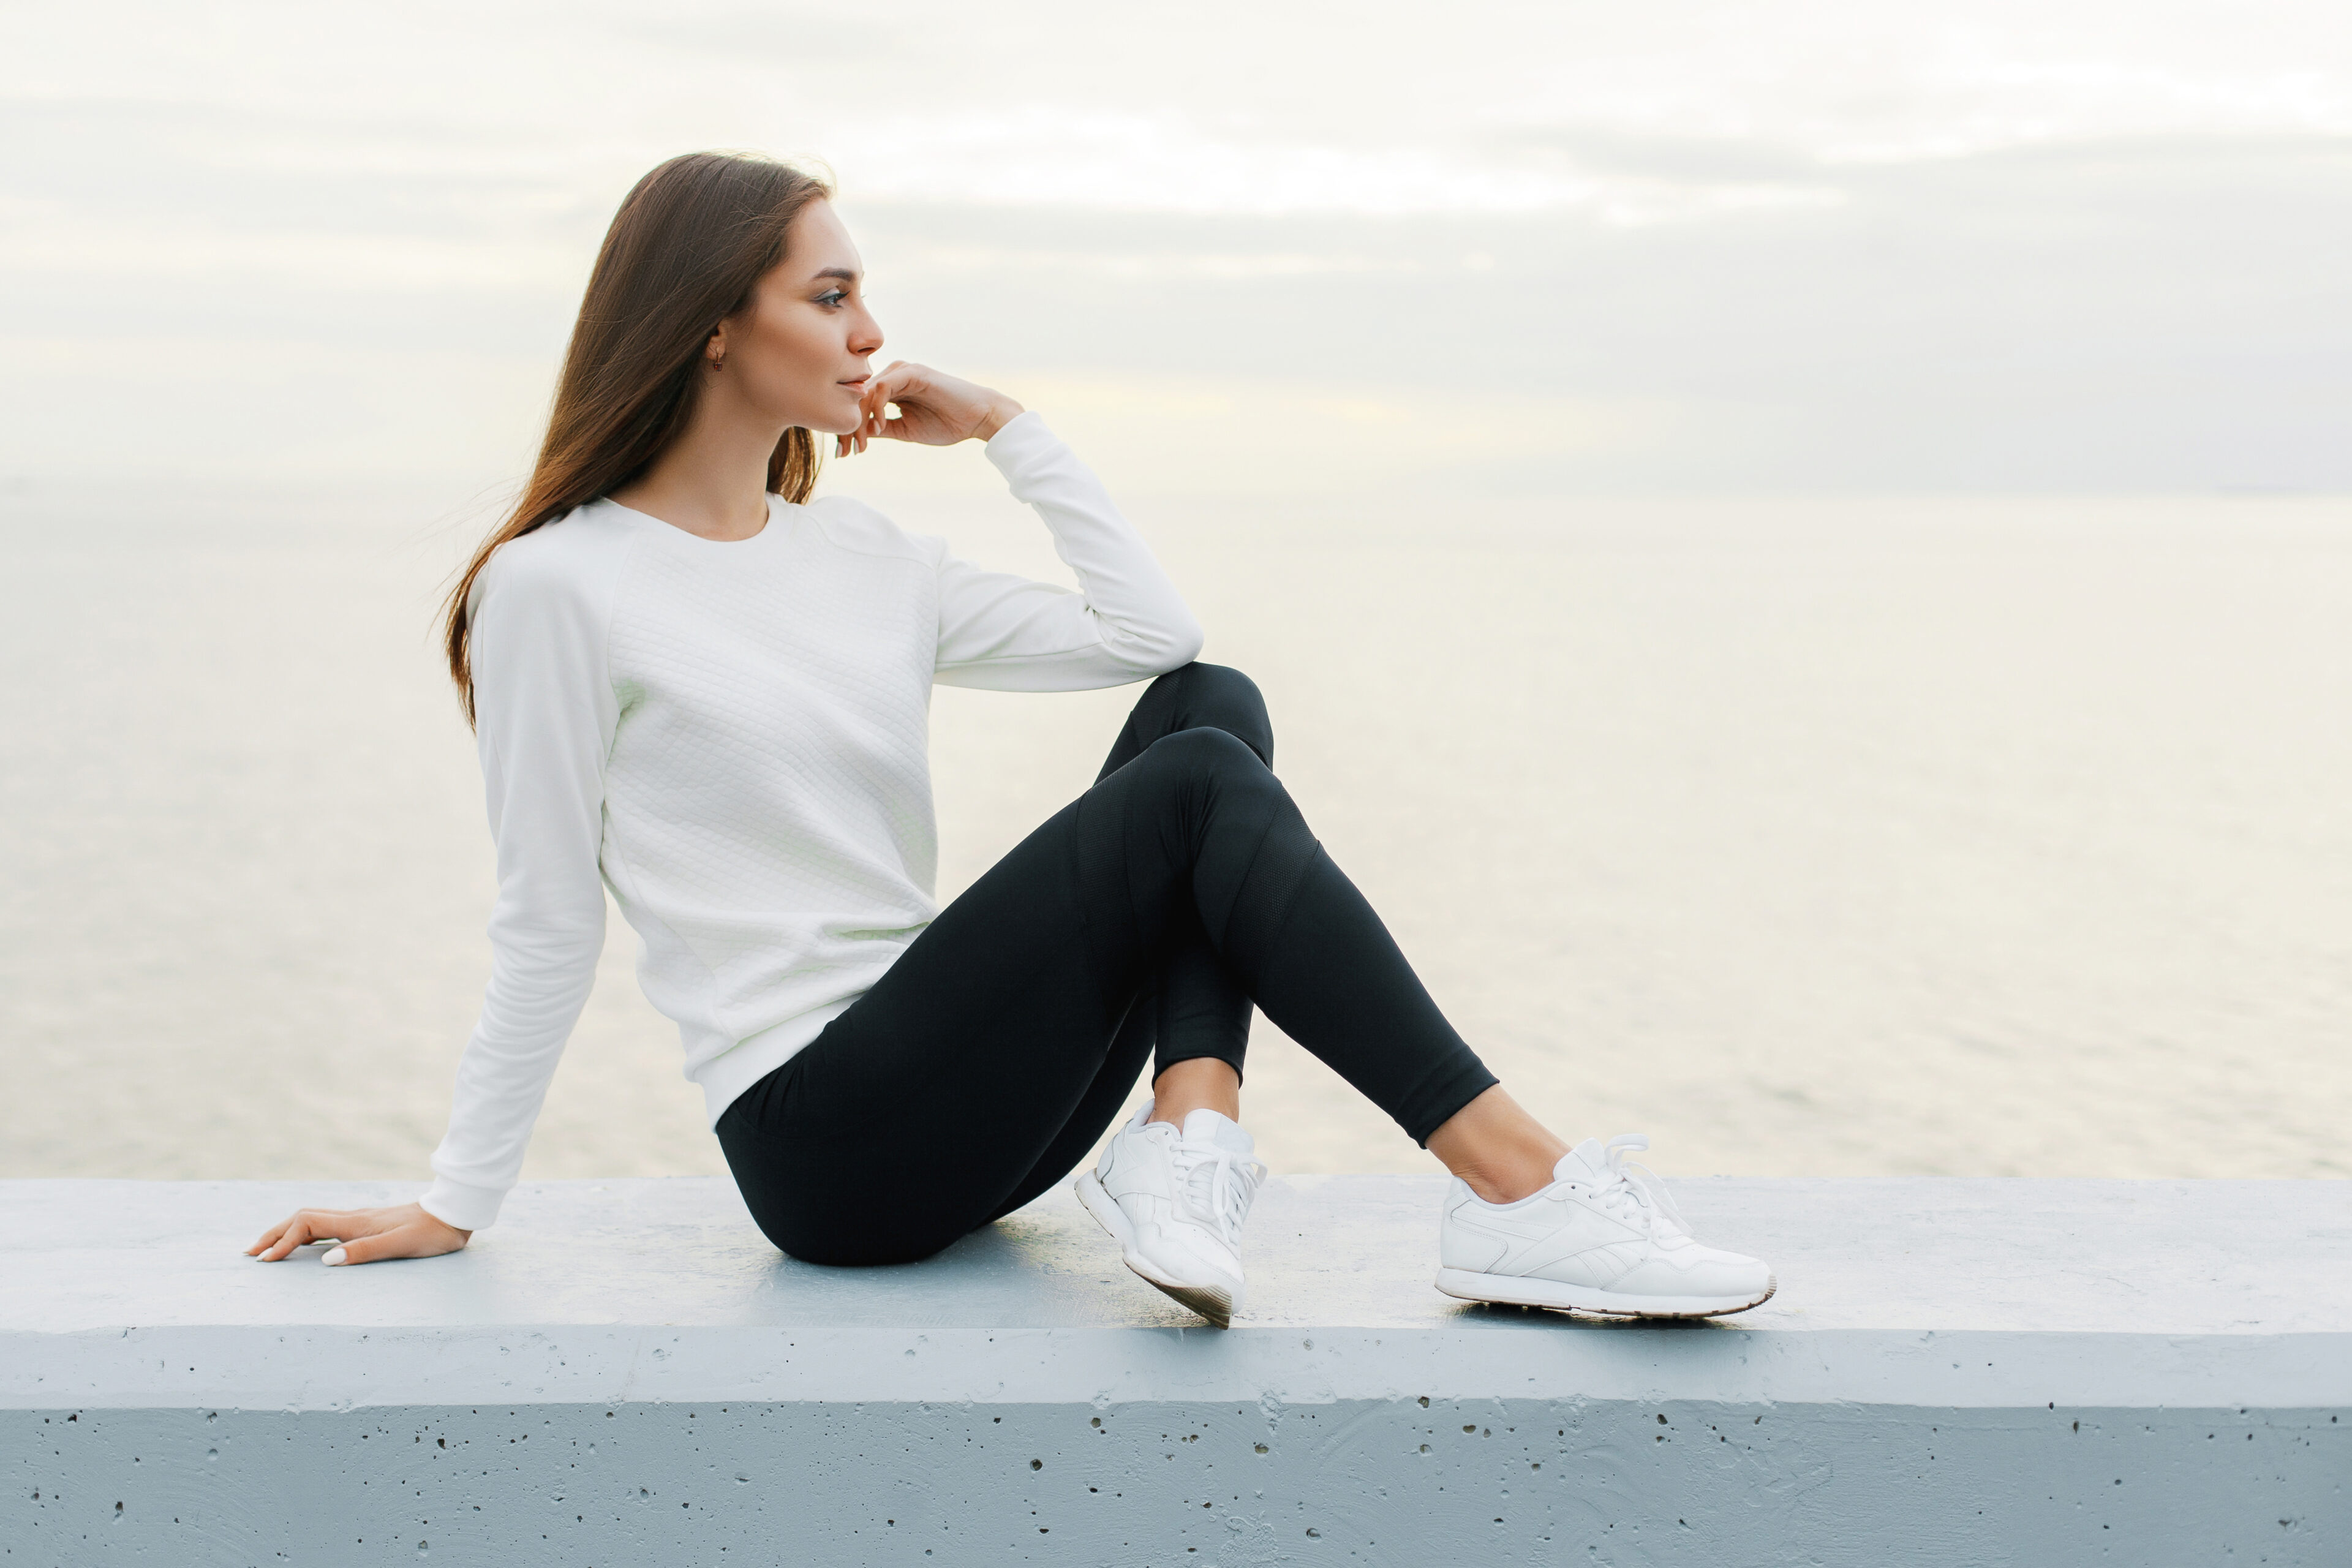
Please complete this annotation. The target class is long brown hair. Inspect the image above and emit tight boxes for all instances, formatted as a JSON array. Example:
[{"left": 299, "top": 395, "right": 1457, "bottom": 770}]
[{"left": 441, "top": 151, "right": 834, "bottom": 723}]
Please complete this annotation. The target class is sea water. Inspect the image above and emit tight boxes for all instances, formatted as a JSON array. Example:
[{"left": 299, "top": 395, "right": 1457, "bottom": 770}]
[{"left": 1, "top": 489, "right": 2345, "bottom": 1183}]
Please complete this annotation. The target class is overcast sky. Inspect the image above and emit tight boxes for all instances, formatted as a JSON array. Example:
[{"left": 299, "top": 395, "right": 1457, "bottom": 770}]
[{"left": 4, "top": 0, "right": 2348, "bottom": 500}]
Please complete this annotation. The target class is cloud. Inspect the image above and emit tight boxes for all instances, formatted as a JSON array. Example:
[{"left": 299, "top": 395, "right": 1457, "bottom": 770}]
[
  {"left": 0, "top": 216, "right": 578, "bottom": 292},
  {"left": 845, "top": 108, "right": 1597, "bottom": 217},
  {"left": 886, "top": 246, "right": 1430, "bottom": 281},
  {"left": 835, "top": 106, "right": 1849, "bottom": 224},
  {"left": 2, "top": 1, "right": 2348, "bottom": 493}
]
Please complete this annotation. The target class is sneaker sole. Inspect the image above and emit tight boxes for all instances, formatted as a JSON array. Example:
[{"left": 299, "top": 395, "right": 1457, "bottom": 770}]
[
  {"left": 1073, "top": 1171, "right": 1236, "bottom": 1329},
  {"left": 1434, "top": 1265, "right": 1777, "bottom": 1320}
]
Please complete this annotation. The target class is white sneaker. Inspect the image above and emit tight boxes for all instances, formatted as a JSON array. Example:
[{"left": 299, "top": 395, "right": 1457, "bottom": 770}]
[
  {"left": 1075, "top": 1102, "right": 1268, "bottom": 1328},
  {"left": 1434, "top": 1134, "right": 1775, "bottom": 1318}
]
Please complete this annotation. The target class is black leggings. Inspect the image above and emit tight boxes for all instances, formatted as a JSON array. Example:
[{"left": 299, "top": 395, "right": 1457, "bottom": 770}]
[{"left": 715, "top": 664, "right": 1498, "bottom": 1265}]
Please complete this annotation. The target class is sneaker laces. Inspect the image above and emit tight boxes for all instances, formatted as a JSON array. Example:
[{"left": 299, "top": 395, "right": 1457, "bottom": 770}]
[
  {"left": 1169, "top": 1139, "right": 1268, "bottom": 1246},
  {"left": 1585, "top": 1133, "right": 1689, "bottom": 1239}
]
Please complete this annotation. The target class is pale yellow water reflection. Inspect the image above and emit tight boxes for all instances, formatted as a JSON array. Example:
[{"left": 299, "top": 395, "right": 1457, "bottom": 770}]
[{"left": 1, "top": 491, "right": 2344, "bottom": 1185}]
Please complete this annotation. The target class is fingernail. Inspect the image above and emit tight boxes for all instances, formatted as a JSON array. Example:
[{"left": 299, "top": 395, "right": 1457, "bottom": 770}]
[{"left": 322, "top": 1247, "right": 348, "bottom": 1267}]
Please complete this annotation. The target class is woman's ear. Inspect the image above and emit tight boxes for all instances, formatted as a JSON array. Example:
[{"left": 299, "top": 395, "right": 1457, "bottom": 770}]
[{"left": 704, "top": 322, "right": 729, "bottom": 370}]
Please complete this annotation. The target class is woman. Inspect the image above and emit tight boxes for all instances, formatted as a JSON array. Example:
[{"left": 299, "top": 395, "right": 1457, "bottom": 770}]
[{"left": 248, "top": 152, "right": 1773, "bottom": 1327}]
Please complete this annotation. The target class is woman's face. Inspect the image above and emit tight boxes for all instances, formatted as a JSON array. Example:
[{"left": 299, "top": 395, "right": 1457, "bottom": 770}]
[{"left": 714, "top": 199, "right": 884, "bottom": 437}]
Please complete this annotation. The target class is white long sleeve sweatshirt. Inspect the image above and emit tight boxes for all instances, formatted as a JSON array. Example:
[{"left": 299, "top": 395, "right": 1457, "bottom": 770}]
[{"left": 420, "top": 413, "right": 1204, "bottom": 1232}]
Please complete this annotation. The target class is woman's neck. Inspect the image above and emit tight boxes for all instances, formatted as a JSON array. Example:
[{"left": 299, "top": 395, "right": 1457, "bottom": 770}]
[{"left": 611, "top": 404, "right": 783, "bottom": 541}]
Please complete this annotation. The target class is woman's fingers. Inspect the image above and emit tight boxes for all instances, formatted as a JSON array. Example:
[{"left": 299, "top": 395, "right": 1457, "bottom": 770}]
[
  {"left": 328, "top": 1213, "right": 470, "bottom": 1267},
  {"left": 246, "top": 1203, "right": 469, "bottom": 1267},
  {"left": 867, "top": 363, "right": 954, "bottom": 440},
  {"left": 864, "top": 377, "right": 904, "bottom": 442},
  {"left": 839, "top": 375, "right": 895, "bottom": 458},
  {"left": 839, "top": 362, "right": 1001, "bottom": 453},
  {"left": 325, "top": 1230, "right": 398, "bottom": 1267},
  {"left": 871, "top": 361, "right": 925, "bottom": 403},
  {"left": 249, "top": 1208, "right": 350, "bottom": 1261}
]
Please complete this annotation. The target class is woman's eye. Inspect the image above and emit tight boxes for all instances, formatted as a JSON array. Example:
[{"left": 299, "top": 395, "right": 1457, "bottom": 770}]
[{"left": 816, "top": 289, "right": 848, "bottom": 307}]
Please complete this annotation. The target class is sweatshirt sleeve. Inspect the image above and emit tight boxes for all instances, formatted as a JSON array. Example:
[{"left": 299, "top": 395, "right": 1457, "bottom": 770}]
[
  {"left": 933, "top": 411, "right": 1205, "bottom": 690},
  {"left": 419, "top": 531, "right": 624, "bottom": 1233}
]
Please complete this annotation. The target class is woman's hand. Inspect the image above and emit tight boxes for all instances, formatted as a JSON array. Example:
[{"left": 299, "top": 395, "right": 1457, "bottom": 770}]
[
  {"left": 246, "top": 1201, "right": 470, "bottom": 1267},
  {"left": 840, "top": 361, "right": 1024, "bottom": 458}
]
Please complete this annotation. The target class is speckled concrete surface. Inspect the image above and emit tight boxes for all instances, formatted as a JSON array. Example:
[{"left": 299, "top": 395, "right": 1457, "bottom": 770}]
[{"left": 6, "top": 1176, "right": 2348, "bottom": 1564}]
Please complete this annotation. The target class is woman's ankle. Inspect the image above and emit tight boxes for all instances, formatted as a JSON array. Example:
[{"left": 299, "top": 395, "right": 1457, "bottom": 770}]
[
  {"left": 1150, "top": 1057, "right": 1242, "bottom": 1128},
  {"left": 1425, "top": 1085, "right": 1569, "bottom": 1204},
  {"left": 1446, "top": 1158, "right": 1558, "bottom": 1205}
]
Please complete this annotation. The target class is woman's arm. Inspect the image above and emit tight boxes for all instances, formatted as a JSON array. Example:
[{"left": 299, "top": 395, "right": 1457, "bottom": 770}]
[
  {"left": 846, "top": 363, "right": 1203, "bottom": 689},
  {"left": 933, "top": 410, "right": 1205, "bottom": 689},
  {"left": 250, "top": 529, "right": 624, "bottom": 1265}
]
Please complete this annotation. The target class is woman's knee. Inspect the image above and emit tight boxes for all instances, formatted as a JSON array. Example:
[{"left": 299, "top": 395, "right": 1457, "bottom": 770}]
[
  {"left": 1138, "top": 724, "right": 1264, "bottom": 791},
  {"left": 1172, "top": 662, "right": 1273, "bottom": 764}
]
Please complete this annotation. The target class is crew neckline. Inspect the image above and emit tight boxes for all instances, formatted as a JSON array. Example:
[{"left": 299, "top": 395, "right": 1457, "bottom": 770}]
[{"left": 602, "top": 492, "right": 787, "bottom": 546}]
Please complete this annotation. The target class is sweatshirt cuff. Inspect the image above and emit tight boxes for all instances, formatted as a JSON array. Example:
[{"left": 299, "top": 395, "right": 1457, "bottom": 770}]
[
  {"left": 981, "top": 409, "right": 1057, "bottom": 475},
  {"left": 420, "top": 1174, "right": 506, "bottom": 1233}
]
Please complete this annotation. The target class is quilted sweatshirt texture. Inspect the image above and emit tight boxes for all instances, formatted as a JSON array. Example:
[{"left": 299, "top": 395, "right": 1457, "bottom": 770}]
[{"left": 421, "top": 413, "right": 1203, "bottom": 1231}]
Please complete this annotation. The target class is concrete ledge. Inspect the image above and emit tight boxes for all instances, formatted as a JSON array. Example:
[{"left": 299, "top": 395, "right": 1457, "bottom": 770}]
[{"left": 4, "top": 1175, "right": 2347, "bottom": 1564}]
